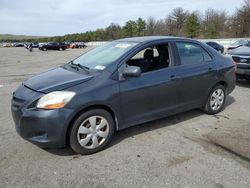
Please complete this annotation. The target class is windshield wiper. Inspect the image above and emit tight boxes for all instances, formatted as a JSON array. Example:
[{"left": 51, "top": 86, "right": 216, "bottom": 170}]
[{"left": 70, "top": 61, "right": 90, "bottom": 72}]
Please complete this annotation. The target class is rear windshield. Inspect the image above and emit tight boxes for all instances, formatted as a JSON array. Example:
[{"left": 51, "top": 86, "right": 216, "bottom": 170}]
[{"left": 233, "top": 40, "right": 249, "bottom": 46}]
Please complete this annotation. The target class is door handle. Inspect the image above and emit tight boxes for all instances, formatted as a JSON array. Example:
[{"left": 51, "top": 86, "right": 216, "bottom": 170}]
[
  {"left": 170, "top": 75, "right": 179, "bottom": 80},
  {"left": 208, "top": 67, "right": 213, "bottom": 72}
]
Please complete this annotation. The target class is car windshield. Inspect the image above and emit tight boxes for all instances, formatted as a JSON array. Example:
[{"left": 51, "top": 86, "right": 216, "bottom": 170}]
[
  {"left": 232, "top": 39, "right": 249, "bottom": 46},
  {"left": 72, "top": 41, "right": 138, "bottom": 70}
]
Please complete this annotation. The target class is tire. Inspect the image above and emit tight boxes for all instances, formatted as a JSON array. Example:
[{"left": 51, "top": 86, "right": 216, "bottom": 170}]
[
  {"left": 43, "top": 47, "right": 47, "bottom": 51},
  {"left": 59, "top": 47, "right": 62, "bottom": 51},
  {"left": 202, "top": 84, "right": 226, "bottom": 114},
  {"left": 69, "top": 109, "right": 115, "bottom": 155}
]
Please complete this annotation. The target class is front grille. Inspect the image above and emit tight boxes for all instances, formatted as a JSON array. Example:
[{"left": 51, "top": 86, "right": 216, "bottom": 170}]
[
  {"left": 232, "top": 56, "right": 250, "bottom": 64},
  {"left": 12, "top": 96, "right": 25, "bottom": 110}
]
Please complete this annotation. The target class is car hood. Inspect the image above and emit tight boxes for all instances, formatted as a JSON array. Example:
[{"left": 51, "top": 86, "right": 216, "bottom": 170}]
[
  {"left": 24, "top": 67, "right": 93, "bottom": 93},
  {"left": 228, "top": 46, "right": 250, "bottom": 56}
]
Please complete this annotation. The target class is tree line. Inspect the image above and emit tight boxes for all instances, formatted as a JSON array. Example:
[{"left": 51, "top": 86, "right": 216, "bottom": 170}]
[{"left": 3, "top": 0, "right": 250, "bottom": 42}]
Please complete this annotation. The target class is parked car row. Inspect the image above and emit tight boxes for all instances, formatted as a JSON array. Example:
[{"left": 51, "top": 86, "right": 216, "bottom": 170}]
[
  {"left": 3, "top": 42, "right": 24, "bottom": 47},
  {"left": 2, "top": 41, "right": 87, "bottom": 50}
]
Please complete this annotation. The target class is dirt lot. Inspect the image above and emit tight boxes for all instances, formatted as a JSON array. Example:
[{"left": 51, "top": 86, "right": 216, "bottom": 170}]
[{"left": 0, "top": 47, "right": 249, "bottom": 188}]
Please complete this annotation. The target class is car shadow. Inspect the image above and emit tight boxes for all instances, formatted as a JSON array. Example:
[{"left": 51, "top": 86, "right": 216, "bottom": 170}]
[
  {"left": 46, "top": 146, "right": 76, "bottom": 156},
  {"left": 45, "top": 95, "right": 235, "bottom": 156},
  {"left": 110, "top": 96, "right": 235, "bottom": 148},
  {"left": 225, "top": 95, "right": 235, "bottom": 107},
  {"left": 236, "top": 79, "right": 250, "bottom": 88}
]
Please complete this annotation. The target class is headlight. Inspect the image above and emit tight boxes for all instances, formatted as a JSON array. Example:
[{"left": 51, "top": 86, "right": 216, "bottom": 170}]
[{"left": 37, "top": 91, "right": 75, "bottom": 109}]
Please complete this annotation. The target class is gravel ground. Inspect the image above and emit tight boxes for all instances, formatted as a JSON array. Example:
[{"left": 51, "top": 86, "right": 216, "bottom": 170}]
[{"left": 0, "top": 47, "right": 249, "bottom": 188}]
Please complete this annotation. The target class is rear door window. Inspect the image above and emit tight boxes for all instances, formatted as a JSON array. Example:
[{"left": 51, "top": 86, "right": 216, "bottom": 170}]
[{"left": 176, "top": 42, "right": 212, "bottom": 65}]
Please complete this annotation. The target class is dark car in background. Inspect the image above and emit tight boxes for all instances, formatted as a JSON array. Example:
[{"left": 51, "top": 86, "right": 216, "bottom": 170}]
[
  {"left": 11, "top": 36, "right": 236, "bottom": 154},
  {"left": 39, "top": 42, "right": 66, "bottom": 51},
  {"left": 228, "top": 39, "right": 250, "bottom": 51},
  {"left": 206, "top": 41, "right": 224, "bottom": 54},
  {"left": 228, "top": 46, "right": 250, "bottom": 81},
  {"left": 13, "top": 43, "right": 24, "bottom": 47}
]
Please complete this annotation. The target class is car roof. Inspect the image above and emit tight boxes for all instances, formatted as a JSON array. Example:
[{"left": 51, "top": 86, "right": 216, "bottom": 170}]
[{"left": 115, "top": 36, "right": 196, "bottom": 43}]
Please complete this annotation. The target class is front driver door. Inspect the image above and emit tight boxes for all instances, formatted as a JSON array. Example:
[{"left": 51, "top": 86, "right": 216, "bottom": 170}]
[{"left": 118, "top": 42, "right": 180, "bottom": 128}]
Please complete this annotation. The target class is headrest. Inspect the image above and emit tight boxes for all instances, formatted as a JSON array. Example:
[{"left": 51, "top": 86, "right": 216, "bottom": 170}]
[{"left": 144, "top": 49, "right": 154, "bottom": 60}]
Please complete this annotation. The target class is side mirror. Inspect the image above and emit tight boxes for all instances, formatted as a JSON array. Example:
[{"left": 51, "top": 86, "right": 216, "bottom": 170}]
[{"left": 122, "top": 66, "right": 141, "bottom": 77}]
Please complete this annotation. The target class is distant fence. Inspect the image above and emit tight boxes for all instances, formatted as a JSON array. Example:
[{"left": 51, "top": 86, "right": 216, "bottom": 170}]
[{"left": 85, "top": 41, "right": 108, "bottom": 46}]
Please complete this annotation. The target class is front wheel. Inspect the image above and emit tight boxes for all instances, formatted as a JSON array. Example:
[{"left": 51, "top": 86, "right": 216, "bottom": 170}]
[
  {"left": 202, "top": 85, "right": 226, "bottom": 114},
  {"left": 69, "top": 109, "right": 115, "bottom": 155}
]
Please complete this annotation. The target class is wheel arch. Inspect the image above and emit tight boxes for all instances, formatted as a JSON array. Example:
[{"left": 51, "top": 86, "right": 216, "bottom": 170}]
[{"left": 216, "top": 80, "right": 228, "bottom": 94}]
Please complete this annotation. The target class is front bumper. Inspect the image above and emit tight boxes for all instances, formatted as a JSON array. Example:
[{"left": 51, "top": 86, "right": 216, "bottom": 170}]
[
  {"left": 236, "top": 67, "right": 250, "bottom": 76},
  {"left": 11, "top": 85, "right": 74, "bottom": 148}
]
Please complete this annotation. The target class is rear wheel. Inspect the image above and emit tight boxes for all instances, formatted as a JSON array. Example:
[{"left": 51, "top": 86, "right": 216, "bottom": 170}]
[
  {"left": 69, "top": 109, "right": 115, "bottom": 155},
  {"left": 202, "top": 85, "right": 226, "bottom": 114},
  {"left": 42, "top": 47, "right": 47, "bottom": 51}
]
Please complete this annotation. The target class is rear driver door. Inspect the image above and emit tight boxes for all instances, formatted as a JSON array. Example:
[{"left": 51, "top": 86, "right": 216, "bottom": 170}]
[{"left": 174, "top": 41, "right": 217, "bottom": 108}]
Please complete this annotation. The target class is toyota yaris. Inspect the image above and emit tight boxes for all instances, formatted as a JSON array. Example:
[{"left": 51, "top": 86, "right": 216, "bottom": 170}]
[{"left": 11, "top": 36, "right": 236, "bottom": 154}]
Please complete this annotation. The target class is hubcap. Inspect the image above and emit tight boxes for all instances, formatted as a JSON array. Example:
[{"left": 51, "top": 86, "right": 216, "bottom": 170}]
[
  {"left": 77, "top": 116, "right": 109, "bottom": 149},
  {"left": 210, "top": 89, "right": 224, "bottom": 111}
]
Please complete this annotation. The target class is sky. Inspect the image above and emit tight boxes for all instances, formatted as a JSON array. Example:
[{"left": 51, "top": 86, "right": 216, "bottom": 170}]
[{"left": 0, "top": 0, "right": 243, "bottom": 36}]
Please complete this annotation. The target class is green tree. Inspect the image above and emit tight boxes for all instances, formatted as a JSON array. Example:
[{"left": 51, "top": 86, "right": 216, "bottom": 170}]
[
  {"left": 136, "top": 18, "right": 146, "bottom": 36},
  {"left": 122, "top": 20, "right": 137, "bottom": 37},
  {"left": 185, "top": 13, "right": 200, "bottom": 38},
  {"left": 204, "top": 23, "right": 219, "bottom": 38}
]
